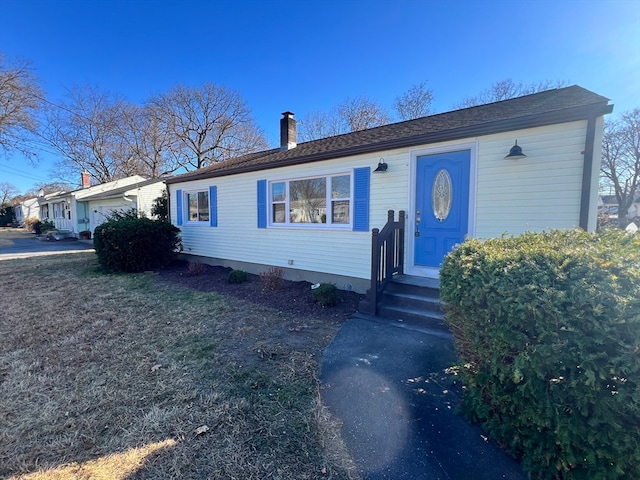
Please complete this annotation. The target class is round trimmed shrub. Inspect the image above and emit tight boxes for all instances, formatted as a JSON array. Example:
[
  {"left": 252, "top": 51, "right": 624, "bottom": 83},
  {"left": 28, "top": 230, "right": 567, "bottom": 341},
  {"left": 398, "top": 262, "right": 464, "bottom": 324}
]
[
  {"left": 311, "top": 283, "right": 338, "bottom": 307},
  {"left": 440, "top": 229, "right": 640, "bottom": 479},
  {"left": 93, "top": 215, "right": 181, "bottom": 272},
  {"left": 227, "top": 269, "right": 248, "bottom": 284}
]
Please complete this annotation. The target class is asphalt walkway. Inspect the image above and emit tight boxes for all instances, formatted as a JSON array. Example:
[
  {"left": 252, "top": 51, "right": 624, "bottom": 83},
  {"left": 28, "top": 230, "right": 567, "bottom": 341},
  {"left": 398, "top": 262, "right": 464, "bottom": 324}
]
[
  {"left": 0, "top": 228, "right": 94, "bottom": 261},
  {"left": 320, "top": 315, "right": 527, "bottom": 480}
]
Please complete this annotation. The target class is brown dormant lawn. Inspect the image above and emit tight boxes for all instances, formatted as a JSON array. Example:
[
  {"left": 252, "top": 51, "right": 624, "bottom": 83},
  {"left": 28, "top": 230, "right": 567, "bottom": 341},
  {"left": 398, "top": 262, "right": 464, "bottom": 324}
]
[{"left": 0, "top": 253, "right": 358, "bottom": 479}]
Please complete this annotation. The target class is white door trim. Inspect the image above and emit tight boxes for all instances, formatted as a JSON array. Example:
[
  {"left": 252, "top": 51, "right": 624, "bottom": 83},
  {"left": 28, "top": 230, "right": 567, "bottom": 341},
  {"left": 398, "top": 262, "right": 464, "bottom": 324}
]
[{"left": 406, "top": 140, "right": 478, "bottom": 277}]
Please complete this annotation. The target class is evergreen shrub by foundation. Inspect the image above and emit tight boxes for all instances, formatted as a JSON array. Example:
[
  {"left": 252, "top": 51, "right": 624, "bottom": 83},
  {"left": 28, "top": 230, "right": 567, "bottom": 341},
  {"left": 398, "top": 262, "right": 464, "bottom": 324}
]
[
  {"left": 311, "top": 283, "right": 337, "bottom": 307},
  {"left": 227, "top": 269, "right": 248, "bottom": 284},
  {"left": 93, "top": 212, "right": 181, "bottom": 272},
  {"left": 440, "top": 229, "right": 640, "bottom": 479}
]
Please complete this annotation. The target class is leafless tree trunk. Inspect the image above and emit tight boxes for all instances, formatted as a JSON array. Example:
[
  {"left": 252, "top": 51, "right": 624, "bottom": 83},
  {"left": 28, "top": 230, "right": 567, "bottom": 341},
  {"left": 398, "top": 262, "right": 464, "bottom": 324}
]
[
  {"left": 601, "top": 108, "right": 640, "bottom": 225},
  {"left": 0, "top": 55, "right": 44, "bottom": 160}
]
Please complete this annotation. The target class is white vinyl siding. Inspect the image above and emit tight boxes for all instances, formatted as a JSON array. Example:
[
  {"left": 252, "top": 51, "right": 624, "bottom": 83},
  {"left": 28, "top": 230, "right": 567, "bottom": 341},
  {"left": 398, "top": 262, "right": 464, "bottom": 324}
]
[
  {"left": 171, "top": 155, "right": 394, "bottom": 283},
  {"left": 169, "top": 118, "right": 598, "bottom": 288},
  {"left": 15, "top": 198, "right": 40, "bottom": 222},
  {"left": 133, "top": 183, "right": 166, "bottom": 218},
  {"left": 82, "top": 182, "right": 166, "bottom": 233},
  {"left": 474, "top": 120, "right": 588, "bottom": 237}
]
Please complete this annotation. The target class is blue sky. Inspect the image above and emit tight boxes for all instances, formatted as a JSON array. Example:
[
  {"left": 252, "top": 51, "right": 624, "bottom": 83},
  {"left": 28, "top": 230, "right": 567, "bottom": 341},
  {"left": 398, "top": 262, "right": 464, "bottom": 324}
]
[{"left": 1, "top": 0, "right": 639, "bottom": 194}]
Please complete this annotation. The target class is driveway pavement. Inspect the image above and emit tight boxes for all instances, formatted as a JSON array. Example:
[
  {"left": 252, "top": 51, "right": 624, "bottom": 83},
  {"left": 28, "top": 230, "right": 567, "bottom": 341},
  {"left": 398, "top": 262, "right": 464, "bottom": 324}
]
[
  {"left": 0, "top": 228, "right": 94, "bottom": 261},
  {"left": 320, "top": 314, "right": 527, "bottom": 480}
]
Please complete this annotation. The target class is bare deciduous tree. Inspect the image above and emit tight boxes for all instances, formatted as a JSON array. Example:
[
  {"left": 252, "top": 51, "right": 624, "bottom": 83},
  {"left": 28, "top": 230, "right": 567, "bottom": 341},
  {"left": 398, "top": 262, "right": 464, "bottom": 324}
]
[
  {"left": 121, "top": 103, "right": 177, "bottom": 177},
  {"left": 297, "top": 109, "right": 344, "bottom": 142},
  {"left": 0, "top": 55, "right": 44, "bottom": 159},
  {"left": 0, "top": 181, "right": 19, "bottom": 205},
  {"left": 149, "top": 82, "right": 268, "bottom": 170},
  {"left": 601, "top": 108, "right": 640, "bottom": 224},
  {"left": 298, "top": 96, "right": 390, "bottom": 142},
  {"left": 338, "top": 96, "right": 390, "bottom": 132},
  {"left": 393, "top": 82, "right": 434, "bottom": 120},
  {"left": 20, "top": 181, "right": 74, "bottom": 198},
  {"left": 43, "top": 84, "right": 141, "bottom": 184},
  {"left": 455, "top": 79, "right": 568, "bottom": 108}
]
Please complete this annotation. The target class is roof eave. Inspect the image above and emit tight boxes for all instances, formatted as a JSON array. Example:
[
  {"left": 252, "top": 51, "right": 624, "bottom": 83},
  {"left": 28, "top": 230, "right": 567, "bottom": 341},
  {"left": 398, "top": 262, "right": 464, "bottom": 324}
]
[{"left": 165, "top": 101, "right": 613, "bottom": 185}]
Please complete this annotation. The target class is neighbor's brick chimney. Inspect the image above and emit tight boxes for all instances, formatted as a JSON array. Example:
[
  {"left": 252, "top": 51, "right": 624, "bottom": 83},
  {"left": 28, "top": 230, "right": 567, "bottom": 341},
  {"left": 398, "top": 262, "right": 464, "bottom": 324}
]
[
  {"left": 81, "top": 170, "right": 91, "bottom": 188},
  {"left": 280, "top": 111, "right": 296, "bottom": 151}
]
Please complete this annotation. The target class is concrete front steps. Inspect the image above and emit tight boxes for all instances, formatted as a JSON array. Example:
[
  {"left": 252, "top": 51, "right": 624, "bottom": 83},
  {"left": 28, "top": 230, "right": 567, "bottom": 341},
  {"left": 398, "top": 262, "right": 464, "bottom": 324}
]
[{"left": 360, "top": 274, "right": 449, "bottom": 333}]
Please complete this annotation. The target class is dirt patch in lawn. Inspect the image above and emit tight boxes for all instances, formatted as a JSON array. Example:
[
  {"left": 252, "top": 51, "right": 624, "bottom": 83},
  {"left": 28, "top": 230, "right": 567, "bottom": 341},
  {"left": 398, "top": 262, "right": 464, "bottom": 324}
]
[
  {"left": 156, "top": 260, "right": 364, "bottom": 384},
  {"left": 0, "top": 254, "right": 362, "bottom": 480}
]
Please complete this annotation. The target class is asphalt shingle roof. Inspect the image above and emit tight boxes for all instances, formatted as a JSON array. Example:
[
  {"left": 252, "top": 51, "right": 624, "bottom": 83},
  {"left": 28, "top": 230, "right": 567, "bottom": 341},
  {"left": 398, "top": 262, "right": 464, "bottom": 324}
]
[
  {"left": 78, "top": 177, "right": 166, "bottom": 201},
  {"left": 166, "top": 85, "right": 612, "bottom": 184}
]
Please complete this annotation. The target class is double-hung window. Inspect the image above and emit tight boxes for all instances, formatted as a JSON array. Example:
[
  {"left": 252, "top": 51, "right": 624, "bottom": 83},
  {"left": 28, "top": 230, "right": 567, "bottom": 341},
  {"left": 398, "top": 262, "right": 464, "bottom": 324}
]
[
  {"left": 187, "top": 190, "right": 209, "bottom": 223},
  {"left": 269, "top": 173, "right": 351, "bottom": 227},
  {"left": 176, "top": 186, "right": 217, "bottom": 227}
]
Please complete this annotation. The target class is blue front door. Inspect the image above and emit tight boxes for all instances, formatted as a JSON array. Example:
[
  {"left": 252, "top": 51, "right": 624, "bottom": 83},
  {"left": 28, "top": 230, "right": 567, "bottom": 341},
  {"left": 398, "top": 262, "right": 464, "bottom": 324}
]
[{"left": 414, "top": 150, "right": 470, "bottom": 267}]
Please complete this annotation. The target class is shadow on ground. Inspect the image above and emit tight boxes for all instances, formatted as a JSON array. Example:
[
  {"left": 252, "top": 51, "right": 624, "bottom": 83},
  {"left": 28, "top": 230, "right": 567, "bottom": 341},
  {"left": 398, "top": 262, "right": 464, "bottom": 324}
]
[{"left": 321, "top": 315, "right": 527, "bottom": 480}]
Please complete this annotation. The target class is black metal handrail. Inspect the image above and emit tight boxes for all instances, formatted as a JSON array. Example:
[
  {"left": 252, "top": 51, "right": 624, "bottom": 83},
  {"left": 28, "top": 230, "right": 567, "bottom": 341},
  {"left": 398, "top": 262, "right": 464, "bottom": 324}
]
[{"left": 366, "top": 210, "right": 405, "bottom": 314}]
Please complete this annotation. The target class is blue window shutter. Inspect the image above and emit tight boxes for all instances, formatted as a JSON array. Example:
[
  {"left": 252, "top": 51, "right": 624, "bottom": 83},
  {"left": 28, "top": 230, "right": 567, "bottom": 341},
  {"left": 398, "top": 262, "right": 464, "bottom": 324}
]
[
  {"left": 353, "top": 167, "right": 370, "bottom": 231},
  {"left": 209, "top": 186, "right": 218, "bottom": 227},
  {"left": 176, "top": 189, "right": 183, "bottom": 225},
  {"left": 257, "top": 180, "right": 267, "bottom": 228}
]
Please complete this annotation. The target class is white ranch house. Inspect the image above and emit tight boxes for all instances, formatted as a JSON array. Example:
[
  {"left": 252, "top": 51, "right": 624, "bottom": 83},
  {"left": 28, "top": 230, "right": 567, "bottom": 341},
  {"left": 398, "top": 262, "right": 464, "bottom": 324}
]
[
  {"left": 37, "top": 174, "right": 166, "bottom": 236},
  {"left": 165, "top": 86, "right": 612, "bottom": 294}
]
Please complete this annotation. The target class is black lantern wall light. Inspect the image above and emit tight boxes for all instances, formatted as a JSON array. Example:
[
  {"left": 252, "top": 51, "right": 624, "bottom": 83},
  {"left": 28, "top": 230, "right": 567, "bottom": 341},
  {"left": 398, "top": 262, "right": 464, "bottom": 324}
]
[
  {"left": 505, "top": 140, "right": 527, "bottom": 160},
  {"left": 374, "top": 158, "right": 388, "bottom": 172}
]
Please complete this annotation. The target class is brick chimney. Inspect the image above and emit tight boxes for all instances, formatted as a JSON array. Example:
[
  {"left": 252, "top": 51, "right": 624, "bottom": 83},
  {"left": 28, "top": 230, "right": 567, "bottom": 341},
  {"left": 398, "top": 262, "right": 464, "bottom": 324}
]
[
  {"left": 81, "top": 170, "right": 91, "bottom": 188},
  {"left": 280, "top": 111, "right": 296, "bottom": 151}
]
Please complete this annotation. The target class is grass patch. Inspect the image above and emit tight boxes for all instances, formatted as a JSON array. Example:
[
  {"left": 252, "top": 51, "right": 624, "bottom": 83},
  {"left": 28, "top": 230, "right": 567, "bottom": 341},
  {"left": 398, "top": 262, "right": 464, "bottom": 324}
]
[{"left": 0, "top": 253, "right": 358, "bottom": 479}]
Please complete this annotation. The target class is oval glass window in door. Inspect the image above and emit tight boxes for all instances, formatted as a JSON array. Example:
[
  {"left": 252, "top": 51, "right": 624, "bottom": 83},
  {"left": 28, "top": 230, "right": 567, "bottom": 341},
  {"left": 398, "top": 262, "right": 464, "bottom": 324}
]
[{"left": 431, "top": 169, "right": 452, "bottom": 222}]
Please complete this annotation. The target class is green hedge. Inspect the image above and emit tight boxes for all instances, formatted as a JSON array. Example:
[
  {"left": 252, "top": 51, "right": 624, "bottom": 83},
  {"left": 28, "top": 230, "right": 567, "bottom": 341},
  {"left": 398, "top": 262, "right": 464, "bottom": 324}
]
[
  {"left": 440, "top": 229, "right": 640, "bottom": 480},
  {"left": 93, "top": 214, "right": 181, "bottom": 272}
]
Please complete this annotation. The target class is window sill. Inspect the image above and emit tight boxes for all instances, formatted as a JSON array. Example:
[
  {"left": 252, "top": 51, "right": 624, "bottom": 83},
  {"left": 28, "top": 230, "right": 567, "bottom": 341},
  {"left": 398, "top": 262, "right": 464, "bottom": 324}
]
[
  {"left": 267, "top": 223, "right": 352, "bottom": 230},
  {"left": 183, "top": 222, "right": 212, "bottom": 227}
]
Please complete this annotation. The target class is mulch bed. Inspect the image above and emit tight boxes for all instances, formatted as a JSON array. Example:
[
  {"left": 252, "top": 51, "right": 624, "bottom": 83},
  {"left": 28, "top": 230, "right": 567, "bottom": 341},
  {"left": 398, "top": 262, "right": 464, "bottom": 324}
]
[{"left": 157, "top": 260, "right": 364, "bottom": 321}]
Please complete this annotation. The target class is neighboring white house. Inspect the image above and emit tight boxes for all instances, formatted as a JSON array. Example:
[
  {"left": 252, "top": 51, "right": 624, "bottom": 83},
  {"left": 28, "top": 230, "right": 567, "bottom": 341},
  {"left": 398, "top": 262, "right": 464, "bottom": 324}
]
[
  {"left": 599, "top": 194, "right": 640, "bottom": 219},
  {"left": 14, "top": 197, "right": 41, "bottom": 225},
  {"left": 165, "top": 86, "right": 613, "bottom": 293},
  {"left": 78, "top": 178, "right": 166, "bottom": 231},
  {"left": 38, "top": 175, "right": 166, "bottom": 235}
]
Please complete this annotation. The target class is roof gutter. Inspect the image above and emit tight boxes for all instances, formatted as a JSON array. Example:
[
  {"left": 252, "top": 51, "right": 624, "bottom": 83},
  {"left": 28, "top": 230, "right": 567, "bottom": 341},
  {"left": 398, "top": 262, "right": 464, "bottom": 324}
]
[{"left": 165, "top": 102, "right": 614, "bottom": 185}]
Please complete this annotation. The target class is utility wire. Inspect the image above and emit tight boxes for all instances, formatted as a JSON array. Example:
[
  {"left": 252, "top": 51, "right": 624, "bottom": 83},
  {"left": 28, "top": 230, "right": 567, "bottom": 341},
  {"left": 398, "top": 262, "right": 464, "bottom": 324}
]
[{"left": 0, "top": 163, "right": 51, "bottom": 181}]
